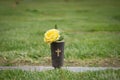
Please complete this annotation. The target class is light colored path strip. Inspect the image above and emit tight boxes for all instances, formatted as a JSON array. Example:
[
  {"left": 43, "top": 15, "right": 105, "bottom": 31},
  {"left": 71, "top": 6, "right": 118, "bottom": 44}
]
[{"left": 0, "top": 66, "right": 120, "bottom": 72}]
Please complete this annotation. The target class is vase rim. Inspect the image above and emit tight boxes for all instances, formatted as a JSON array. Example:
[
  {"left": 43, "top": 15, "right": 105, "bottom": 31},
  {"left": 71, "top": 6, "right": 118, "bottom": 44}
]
[{"left": 54, "top": 40, "right": 64, "bottom": 43}]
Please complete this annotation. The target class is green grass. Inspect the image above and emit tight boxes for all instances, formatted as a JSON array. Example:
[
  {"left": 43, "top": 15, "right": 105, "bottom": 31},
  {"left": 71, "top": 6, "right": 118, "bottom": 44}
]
[
  {"left": 0, "top": 69, "right": 120, "bottom": 80},
  {"left": 0, "top": 0, "right": 120, "bottom": 66}
]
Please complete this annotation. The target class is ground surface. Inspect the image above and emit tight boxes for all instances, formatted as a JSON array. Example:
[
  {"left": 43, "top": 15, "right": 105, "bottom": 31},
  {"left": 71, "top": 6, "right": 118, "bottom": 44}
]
[
  {"left": 0, "top": 0, "right": 120, "bottom": 66},
  {"left": 0, "top": 69, "right": 120, "bottom": 80}
]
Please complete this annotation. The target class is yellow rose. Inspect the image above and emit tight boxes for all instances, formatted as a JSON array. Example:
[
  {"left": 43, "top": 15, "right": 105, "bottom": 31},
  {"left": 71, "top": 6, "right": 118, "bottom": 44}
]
[{"left": 44, "top": 29, "right": 60, "bottom": 44}]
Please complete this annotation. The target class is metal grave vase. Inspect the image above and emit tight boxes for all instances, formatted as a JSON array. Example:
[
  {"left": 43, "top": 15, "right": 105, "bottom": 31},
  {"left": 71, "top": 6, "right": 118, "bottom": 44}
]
[{"left": 50, "top": 41, "right": 64, "bottom": 68}]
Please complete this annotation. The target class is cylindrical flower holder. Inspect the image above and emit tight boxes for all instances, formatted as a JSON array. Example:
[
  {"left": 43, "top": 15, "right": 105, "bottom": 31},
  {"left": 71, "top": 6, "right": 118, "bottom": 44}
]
[{"left": 51, "top": 41, "right": 64, "bottom": 68}]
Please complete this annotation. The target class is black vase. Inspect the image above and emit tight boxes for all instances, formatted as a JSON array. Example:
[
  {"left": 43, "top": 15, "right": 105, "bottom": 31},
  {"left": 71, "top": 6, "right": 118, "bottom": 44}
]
[{"left": 51, "top": 41, "right": 64, "bottom": 68}]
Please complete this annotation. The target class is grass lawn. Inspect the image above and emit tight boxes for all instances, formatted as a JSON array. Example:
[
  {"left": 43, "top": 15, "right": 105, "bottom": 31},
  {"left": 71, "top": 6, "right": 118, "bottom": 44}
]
[
  {"left": 0, "top": 69, "right": 120, "bottom": 80},
  {"left": 0, "top": 0, "right": 120, "bottom": 66}
]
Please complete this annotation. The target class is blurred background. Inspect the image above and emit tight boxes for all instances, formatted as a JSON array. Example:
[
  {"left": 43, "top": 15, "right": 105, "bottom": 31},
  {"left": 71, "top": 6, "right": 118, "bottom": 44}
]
[{"left": 0, "top": 0, "right": 120, "bottom": 66}]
